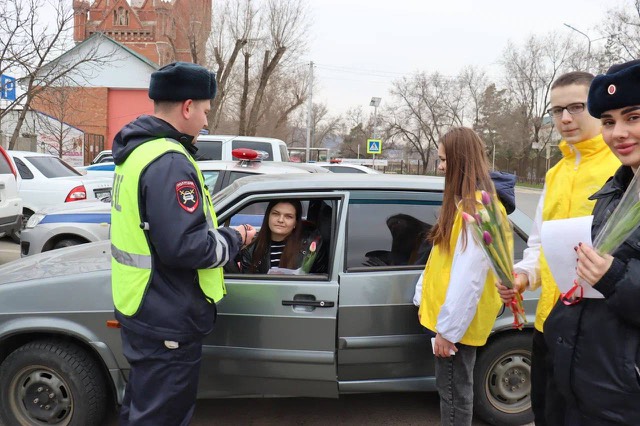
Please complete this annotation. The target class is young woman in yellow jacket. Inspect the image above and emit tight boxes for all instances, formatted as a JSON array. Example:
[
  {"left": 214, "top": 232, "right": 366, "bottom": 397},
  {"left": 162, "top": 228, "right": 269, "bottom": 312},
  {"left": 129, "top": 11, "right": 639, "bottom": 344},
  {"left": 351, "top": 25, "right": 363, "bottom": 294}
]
[{"left": 418, "top": 127, "right": 510, "bottom": 426}]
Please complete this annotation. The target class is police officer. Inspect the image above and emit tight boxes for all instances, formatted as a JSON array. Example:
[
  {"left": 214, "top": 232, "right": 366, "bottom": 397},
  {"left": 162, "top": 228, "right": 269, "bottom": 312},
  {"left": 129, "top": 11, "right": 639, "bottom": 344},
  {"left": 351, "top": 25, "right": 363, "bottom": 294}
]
[{"left": 110, "top": 62, "right": 256, "bottom": 425}]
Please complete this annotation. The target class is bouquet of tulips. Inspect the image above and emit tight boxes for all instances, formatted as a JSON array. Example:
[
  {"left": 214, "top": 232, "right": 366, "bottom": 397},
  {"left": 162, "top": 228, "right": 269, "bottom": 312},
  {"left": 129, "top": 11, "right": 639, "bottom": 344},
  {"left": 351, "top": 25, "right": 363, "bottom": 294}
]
[
  {"left": 459, "top": 191, "right": 526, "bottom": 329},
  {"left": 593, "top": 170, "right": 640, "bottom": 255}
]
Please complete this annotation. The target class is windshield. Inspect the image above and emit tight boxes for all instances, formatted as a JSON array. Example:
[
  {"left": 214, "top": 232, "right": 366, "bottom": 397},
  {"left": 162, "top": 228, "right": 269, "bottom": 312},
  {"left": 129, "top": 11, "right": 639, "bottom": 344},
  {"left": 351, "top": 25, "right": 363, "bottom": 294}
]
[{"left": 26, "top": 156, "right": 81, "bottom": 178}]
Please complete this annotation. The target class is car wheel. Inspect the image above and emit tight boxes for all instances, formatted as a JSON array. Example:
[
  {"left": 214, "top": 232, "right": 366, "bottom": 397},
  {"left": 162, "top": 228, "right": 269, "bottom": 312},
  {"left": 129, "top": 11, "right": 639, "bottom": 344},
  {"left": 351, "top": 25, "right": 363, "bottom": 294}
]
[
  {"left": 473, "top": 332, "right": 533, "bottom": 426},
  {"left": 0, "top": 340, "right": 108, "bottom": 426},
  {"left": 53, "top": 239, "right": 85, "bottom": 250}
]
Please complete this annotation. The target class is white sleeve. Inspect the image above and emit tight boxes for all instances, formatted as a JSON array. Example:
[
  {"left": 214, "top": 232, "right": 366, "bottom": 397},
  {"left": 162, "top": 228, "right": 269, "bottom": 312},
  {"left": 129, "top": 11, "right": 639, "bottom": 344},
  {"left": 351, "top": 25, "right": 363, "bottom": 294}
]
[
  {"left": 435, "top": 227, "right": 490, "bottom": 343},
  {"left": 413, "top": 270, "right": 425, "bottom": 306},
  {"left": 513, "top": 185, "right": 545, "bottom": 290}
]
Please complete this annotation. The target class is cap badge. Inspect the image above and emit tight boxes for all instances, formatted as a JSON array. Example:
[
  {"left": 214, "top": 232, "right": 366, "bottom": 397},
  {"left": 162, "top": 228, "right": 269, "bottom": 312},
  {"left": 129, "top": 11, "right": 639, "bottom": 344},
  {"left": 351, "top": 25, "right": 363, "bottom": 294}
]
[{"left": 608, "top": 84, "right": 616, "bottom": 95}]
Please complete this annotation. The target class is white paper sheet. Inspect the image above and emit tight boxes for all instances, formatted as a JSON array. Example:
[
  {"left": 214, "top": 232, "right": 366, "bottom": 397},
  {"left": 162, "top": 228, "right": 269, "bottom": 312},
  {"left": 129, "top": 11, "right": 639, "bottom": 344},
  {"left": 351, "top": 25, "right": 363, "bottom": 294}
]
[{"left": 540, "top": 216, "right": 604, "bottom": 299}]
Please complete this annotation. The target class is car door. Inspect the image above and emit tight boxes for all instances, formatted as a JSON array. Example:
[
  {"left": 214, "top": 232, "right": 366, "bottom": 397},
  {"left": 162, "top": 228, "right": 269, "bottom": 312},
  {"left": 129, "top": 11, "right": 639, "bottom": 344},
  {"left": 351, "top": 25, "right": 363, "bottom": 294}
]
[
  {"left": 336, "top": 189, "right": 443, "bottom": 393},
  {"left": 197, "top": 191, "right": 348, "bottom": 399}
]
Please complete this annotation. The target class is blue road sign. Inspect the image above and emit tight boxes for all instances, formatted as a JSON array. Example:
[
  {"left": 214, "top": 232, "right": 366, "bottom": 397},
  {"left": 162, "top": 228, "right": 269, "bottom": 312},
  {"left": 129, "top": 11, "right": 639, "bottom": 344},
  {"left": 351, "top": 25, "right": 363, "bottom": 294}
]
[
  {"left": 1, "top": 75, "right": 16, "bottom": 101},
  {"left": 367, "top": 138, "right": 382, "bottom": 154}
]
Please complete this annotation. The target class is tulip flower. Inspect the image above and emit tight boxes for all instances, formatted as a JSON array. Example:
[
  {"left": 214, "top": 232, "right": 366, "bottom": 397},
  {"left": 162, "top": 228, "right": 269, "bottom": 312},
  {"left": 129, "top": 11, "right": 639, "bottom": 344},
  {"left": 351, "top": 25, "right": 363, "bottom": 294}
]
[
  {"left": 461, "top": 212, "right": 475, "bottom": 223},
  {"left": 481, "top": 190, "right": 491, "bottom": 206},
  {"left": 482, "top": 231, "right": 493, "bottom": 245}
]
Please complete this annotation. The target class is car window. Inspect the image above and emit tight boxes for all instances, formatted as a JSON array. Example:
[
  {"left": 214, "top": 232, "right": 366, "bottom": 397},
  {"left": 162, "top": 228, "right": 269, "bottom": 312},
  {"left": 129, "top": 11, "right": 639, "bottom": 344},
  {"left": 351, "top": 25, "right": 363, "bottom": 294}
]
[
  {"left": 227, "top": 171, "right": 255, "bottom": 186},
  {"left": 203, "top": 171, "right": 221, "bottom": 193},
  {"left": 279, "top": 144, "right": 290, "bottom": 161},
  {"left": 232, "top": 141, "right": 273, "bottom": 161},
  {"left": 0, "top": 150, "right": 12, "bottom": 174},
  {"left": 223, "top": 197, "right": 335, "bottom": 277},
  {"left": 346, "top": 192, "right": 441, "bottom": 270},
  {"left": 13, "top": 158, "right": 35, "bottom": 180},
  {"left": 25, "top": 156, "right": 81, "bottom": 178},
  {"left": 195, "top": 141, "right": 222, "bottom": 160},
  {"left": 328, "top": 166, "right": 365, "bottom": 173}
]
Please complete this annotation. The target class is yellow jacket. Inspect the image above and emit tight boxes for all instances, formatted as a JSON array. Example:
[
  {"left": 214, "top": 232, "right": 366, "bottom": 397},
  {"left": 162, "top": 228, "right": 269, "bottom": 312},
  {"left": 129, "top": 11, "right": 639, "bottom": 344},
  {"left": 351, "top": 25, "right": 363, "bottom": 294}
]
[
  {"left": 534, "top": 135, "right": 620, "bottom": 332},
  {"left": 419, "top": 198, "right": 506, "bottom": 346}
]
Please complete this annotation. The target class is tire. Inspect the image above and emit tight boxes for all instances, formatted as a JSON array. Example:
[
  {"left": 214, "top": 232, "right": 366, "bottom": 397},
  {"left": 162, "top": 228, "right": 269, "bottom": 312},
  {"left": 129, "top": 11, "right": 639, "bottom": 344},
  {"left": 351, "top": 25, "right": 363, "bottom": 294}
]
[
  {"left": 53, "top": 238, "right": 85, "bottom": 250},
  {"left": 0, "top": 340, "right": 108, "bottom": 426},
  {"left": 473, "top": 332, "right": 534, "bottom": 426}
]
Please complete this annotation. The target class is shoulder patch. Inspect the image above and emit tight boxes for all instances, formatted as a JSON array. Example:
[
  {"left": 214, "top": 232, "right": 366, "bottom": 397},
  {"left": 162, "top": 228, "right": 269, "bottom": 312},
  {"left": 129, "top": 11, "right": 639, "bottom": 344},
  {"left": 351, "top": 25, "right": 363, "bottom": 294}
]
[{"left": 175, "top": 180, "right": 200, "bottom": 213}]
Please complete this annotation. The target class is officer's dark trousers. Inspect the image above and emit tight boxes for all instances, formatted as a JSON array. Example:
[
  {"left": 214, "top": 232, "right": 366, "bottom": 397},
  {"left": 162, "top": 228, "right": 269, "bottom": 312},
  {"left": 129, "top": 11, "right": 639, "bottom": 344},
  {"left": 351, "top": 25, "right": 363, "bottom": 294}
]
[{"left": 119, "top": 327, "right": 203, "bottom": 426}]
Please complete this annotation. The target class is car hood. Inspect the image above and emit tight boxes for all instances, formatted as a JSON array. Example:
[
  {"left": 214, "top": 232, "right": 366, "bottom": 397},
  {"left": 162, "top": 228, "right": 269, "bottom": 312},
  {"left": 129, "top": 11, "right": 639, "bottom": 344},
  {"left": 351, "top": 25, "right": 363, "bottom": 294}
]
[
  {"left": 0, "top": 240, "right": 111, "bottom": 286},
  {"left": 38, "top": 199, "right": 111, "bottom": 215}
]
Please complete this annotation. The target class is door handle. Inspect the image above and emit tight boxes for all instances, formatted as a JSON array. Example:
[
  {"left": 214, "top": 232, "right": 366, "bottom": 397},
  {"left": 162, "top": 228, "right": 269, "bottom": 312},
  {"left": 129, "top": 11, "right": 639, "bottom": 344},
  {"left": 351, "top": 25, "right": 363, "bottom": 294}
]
[{"left": 282, "top": 300, "right": 334, "bottom": 308}]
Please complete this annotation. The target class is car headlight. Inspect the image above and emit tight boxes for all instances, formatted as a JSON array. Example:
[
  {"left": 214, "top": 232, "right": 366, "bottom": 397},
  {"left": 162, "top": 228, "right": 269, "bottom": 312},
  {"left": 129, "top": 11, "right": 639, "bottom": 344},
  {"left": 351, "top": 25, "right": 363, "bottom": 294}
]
[{"left": 26, "top": 213, "right": 46, "bottom": 229}]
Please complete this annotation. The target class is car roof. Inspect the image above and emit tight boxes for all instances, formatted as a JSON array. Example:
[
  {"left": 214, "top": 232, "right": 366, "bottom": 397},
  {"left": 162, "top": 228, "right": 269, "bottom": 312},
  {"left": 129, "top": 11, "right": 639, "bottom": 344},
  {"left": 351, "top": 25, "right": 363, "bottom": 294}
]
[
  {"left": 8, "top": 151, "right": 56, "bottom": 157},
  {"left": 214, "top": 173, "right": 445, "bottom": 204},
  {"left": 197, "top": 135, "right": 286, "bottom": 144},
  {"left": 197, "top": 160, "right": 317, "bottom": 174}
]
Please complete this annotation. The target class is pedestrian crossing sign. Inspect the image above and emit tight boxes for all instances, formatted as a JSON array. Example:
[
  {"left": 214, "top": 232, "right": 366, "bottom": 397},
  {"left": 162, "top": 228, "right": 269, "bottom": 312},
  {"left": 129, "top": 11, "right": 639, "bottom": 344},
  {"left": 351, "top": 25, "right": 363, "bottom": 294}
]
[{"left": 367, "top": 139, "right": 382, "bottom": 154}]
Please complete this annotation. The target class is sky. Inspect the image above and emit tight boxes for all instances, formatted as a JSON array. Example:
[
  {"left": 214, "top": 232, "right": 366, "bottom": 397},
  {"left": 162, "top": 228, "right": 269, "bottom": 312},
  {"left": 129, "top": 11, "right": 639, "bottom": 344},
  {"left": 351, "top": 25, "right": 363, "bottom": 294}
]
[{"left": 304, "top": 0, "right": 628, "bottom": 117}]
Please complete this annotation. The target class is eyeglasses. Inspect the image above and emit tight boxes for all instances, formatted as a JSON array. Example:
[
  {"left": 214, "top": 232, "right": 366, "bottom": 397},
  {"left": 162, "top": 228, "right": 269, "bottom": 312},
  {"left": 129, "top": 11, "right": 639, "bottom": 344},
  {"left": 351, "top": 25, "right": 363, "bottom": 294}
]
[{"left": 547, "top": 102, "right": 586, "bottom": 117}]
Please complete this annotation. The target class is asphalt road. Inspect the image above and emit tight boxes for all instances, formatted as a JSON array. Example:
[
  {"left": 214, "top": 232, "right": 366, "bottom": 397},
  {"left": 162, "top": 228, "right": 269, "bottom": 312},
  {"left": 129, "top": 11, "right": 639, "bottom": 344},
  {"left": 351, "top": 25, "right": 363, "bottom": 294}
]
[{"left": 0, "top": 187, "right": 542, "bottom": 426}]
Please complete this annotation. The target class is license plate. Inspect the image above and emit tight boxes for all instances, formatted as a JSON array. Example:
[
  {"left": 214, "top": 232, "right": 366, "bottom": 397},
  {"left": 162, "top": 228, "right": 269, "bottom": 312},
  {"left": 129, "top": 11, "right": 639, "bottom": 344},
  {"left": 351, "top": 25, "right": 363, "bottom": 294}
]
[{"left": 95, "top": 189, "right": 111, "bottom": 201}]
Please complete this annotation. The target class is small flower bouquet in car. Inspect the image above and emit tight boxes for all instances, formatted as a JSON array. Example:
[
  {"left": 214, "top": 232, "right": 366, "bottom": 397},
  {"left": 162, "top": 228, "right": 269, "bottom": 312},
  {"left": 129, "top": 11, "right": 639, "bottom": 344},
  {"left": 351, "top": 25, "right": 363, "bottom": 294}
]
[
  {"left": 267, "top": 236, "right": 322, "bottom": 275},
  {"left": 459, "top": 191, "right": 526, "bottom": 329}
]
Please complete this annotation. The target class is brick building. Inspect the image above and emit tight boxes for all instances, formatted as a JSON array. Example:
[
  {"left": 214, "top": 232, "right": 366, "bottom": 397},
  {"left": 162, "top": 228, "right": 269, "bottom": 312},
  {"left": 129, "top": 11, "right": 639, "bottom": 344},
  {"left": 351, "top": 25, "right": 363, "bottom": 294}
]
[
  {"left": 31, "top": 0, "right": 212, "bottom": 163},
  {"left": 73, "top": 0, "right": 212, "bottom": 66}
]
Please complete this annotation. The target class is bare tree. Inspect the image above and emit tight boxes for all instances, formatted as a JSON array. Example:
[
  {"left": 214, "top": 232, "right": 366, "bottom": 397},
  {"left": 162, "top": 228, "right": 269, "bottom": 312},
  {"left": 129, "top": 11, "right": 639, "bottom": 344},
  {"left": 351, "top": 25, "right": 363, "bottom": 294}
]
[
  {"left": 386, "top": 71, "right": 467, "bottom": 174},
  {"left": 167, "top": 0, "right": 212, "bottom": 65},
  {"left": 31, "top": 79, "right": 83, "bottom": 158},
  {"left": 208, "top": 0, "right": 310, "bottom": 136},
  {"left": 599, "top": 0, "right": 640, "bottom": 64},
  {"left": 0, "top": 0, "right": 111, "bottom": 149},
  {"left": 499, "top": 33, "right": 576, "bottom": 179}
]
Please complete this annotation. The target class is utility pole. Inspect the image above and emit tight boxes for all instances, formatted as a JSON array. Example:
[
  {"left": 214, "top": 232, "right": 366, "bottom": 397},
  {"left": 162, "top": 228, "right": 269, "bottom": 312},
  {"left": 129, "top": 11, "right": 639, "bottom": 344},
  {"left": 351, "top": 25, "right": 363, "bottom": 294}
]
[
  {"left": 305, "top": 61, "right": 314, "bottom": 163},
  {"left": 370, "top": 97, "right": 381, "bottom": 168}
]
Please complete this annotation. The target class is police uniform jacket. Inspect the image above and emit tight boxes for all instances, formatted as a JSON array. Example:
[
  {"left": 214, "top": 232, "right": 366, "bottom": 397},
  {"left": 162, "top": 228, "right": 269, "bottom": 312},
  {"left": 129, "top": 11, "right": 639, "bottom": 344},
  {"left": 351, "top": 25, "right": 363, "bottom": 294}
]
[
  {"left": 545, "top": 165, "right": 640, "bottom": 425},
  {"left": 111, "top": 115, "right": 242, "bottom": 341}
]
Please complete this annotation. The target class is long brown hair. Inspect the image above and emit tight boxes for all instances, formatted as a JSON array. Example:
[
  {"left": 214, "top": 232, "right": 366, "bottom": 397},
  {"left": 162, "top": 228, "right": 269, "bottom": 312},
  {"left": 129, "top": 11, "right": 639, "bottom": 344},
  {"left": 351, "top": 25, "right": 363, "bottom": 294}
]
[
  {"left": 249, "top": 199, "right": 303, "bottom": 272},
  {"left": 429, "top": 127, "right": 494, "bottom": 253}
]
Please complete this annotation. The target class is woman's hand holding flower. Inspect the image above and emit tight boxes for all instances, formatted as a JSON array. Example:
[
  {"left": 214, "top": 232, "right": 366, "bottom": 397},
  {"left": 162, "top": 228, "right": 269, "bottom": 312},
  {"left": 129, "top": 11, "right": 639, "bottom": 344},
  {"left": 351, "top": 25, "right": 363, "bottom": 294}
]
[
  {"left": 496, "top": 274, "right": 527, "bottom": 304},
  {"left": 576, "top": 243, "right": 614, "bottom": 286}
]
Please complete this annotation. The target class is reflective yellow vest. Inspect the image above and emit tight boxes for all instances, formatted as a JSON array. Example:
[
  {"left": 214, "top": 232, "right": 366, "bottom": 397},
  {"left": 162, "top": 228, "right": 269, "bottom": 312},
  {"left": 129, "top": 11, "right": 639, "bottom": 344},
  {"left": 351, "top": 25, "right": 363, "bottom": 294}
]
[
  {"left": 111, "top": 139, "right": 225, "bottom": 317},
  {"left": 419, "top": 194, "right": 508, "bottom": 346},
  {"left": 535, "top": 135, "right": 620, "bottom": 332}
]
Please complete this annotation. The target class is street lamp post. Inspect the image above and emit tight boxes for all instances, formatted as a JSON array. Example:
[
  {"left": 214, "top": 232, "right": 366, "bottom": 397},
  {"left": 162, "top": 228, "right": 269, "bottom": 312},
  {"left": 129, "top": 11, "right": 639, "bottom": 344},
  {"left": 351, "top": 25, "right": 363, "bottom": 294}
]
[
  {"left": 564, "top": 23, "right": 592, "bottom": 58},
  {"left": 369, "top": 96, "right": 381, "bottom": 167}
]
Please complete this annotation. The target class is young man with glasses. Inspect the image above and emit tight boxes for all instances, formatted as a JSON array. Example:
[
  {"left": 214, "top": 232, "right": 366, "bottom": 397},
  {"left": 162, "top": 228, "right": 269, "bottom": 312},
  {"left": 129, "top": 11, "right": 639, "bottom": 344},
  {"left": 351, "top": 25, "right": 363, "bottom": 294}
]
[{"left": 497, "top": 71, "right": 619, "bottom": 425}]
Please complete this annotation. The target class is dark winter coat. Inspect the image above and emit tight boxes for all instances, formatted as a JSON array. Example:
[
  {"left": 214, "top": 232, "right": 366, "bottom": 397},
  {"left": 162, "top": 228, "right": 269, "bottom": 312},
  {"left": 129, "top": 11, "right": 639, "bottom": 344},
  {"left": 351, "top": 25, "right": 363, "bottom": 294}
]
[{"left": 544, "top": 166, "right": 640, "bottom": 425}]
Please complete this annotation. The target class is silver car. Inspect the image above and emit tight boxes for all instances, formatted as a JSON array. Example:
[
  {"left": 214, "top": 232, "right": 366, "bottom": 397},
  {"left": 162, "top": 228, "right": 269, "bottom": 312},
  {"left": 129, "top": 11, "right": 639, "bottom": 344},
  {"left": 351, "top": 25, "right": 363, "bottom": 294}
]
[
  {"left": 20, "top": 159, "right": 329, "bottom": 256},
  {"left": 0, "top": 174, "right": 535, "bottom": 426}
]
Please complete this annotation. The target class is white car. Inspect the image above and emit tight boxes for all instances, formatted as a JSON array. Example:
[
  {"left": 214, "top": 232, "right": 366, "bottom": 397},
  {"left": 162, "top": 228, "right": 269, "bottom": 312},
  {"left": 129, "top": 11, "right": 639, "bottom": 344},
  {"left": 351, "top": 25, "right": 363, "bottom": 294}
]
[
  {"left": 315, "top": 163, "right": 380, "bottom": 174},
  {"left": 20, "top": 158, "right": 325, "bottom": 256},
  {"left": 9, "top": 151, "right": 112, "bottom": 224},
  {"left": 195, "top": 135, "right": 290, "bottom": 161},
  {"left": 0, "top": 146, "right": 22, "bottom": 242}
]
